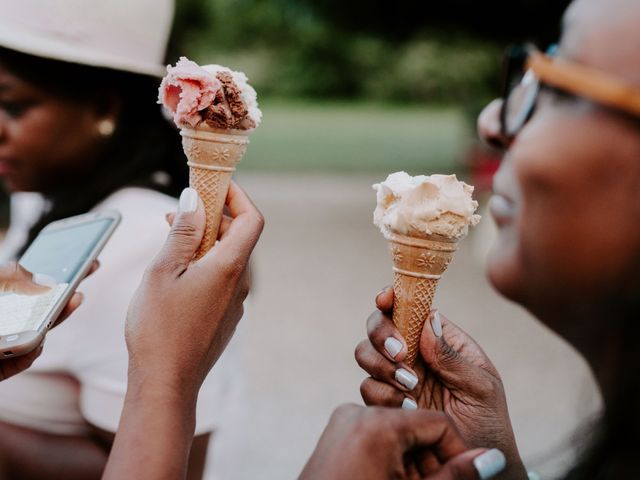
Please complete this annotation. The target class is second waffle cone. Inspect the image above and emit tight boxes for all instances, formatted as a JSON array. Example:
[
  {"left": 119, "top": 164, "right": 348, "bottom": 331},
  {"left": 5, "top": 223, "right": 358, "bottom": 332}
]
[
  {"left": 181, "top": 128, "right": 249, "bottom": 260},
  {"left": 386, "top": 232, "right": 458, "bottom": 366}
]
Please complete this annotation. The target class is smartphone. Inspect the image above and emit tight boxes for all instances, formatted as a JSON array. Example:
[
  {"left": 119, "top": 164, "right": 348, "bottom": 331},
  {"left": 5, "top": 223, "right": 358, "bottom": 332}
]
[{"left": 0, "top": 211, "right": 121, "bottom": 357}]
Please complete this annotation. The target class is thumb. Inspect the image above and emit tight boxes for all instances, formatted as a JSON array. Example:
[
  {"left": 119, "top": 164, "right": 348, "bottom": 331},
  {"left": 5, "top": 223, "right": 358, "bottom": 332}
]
[
  {"left": 0, "top": 262, "right": 54, "bottom": 295},
  {"left": 419, "top": 310, "right": 494, "bottom": 397},
  {"left": 426, "top": 448, "right": 506, "bottom": 480},
  {"left": 154, "top": 188, "right": 205, "bottom": 275}
]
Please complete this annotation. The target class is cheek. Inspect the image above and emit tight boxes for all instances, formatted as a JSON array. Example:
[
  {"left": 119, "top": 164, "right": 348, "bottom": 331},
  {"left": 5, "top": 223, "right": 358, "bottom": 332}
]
[
  {"left": 508, "top": 112, "right": 640, "bottom": 302},
  {"left": 9, "top": 103, "right": 98, "bottom": 188},
  {"left": 22, "top": 105, "right": 96, "bottom": 164}
]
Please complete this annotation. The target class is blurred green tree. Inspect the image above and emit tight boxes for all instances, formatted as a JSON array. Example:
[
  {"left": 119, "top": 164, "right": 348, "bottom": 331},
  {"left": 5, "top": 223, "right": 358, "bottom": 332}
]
[{"left": 166, "top": 0, "right": 568, "bottom": 103}]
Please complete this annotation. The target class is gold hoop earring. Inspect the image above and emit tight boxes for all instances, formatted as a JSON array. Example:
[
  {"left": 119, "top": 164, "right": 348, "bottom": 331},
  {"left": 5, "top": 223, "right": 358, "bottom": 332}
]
[{"left": 97, "top": 119, "right": 115, "bottom": 137}]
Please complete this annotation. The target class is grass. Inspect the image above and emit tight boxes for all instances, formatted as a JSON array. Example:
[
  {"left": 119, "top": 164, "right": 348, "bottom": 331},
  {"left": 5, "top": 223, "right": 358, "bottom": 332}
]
[{"left": 242, "top": 100, "right": 471, "bottom": 173}]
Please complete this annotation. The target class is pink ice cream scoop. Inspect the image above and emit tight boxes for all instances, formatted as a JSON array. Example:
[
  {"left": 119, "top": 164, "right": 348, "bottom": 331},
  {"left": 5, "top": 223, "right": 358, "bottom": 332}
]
[{"left": 158, "top": 57, "right": 221, "bottom": 128}]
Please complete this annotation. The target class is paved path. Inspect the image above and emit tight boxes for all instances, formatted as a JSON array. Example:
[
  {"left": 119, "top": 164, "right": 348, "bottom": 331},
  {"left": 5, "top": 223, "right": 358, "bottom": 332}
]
[{"left": 210, "top": 172, "right": 601, "bottom": 479}]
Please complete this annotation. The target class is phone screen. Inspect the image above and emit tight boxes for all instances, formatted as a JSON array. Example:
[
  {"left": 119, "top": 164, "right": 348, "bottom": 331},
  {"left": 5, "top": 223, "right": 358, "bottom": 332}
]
[
  {"left": 20, "top": 218, "right": 113, "bottom": 283},
  {"left": 0, "top": 217, "right": 115, "bottom": 336}
]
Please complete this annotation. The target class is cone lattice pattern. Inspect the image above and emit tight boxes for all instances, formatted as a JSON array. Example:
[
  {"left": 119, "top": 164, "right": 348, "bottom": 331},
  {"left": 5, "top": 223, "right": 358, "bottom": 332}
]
[
  {"left": 189, "top": 167, "right": 231, "bottom": 259},
  {"left": 181, "top": 128, "right": 249, "bottom": 260},
  {"left": 393, "top": 274, "right": 438, "bottom": 366},
  {"left": 386, "top": 233, "right": 458, "bottom": 367}
]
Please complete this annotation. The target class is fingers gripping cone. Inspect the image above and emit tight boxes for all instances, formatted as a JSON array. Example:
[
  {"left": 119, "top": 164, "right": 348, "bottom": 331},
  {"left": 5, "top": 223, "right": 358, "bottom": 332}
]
[
  {"left": 386, "top": 232, "right": 458, "bottom": 366},
  {"left": 181, "top": 128, "right": 249, "bottom": 259}
]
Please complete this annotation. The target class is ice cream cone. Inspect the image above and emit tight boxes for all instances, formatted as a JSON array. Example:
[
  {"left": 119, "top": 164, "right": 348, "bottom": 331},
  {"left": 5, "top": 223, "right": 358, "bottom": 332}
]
[
  {"left": 385, "top": 232, "right": 458, "bottom": 366},
  {"left": 181, "top": 127, "right": 249, "bottom": 259}
]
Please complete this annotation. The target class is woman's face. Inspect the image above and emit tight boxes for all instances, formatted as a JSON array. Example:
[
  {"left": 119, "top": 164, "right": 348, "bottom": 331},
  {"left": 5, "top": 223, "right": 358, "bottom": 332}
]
[
  {"left": 479, "top": 0, "right": 640, "bottom": 321},
  {"left": 0, "top": 62, "right": 102, "bottom": 193}
]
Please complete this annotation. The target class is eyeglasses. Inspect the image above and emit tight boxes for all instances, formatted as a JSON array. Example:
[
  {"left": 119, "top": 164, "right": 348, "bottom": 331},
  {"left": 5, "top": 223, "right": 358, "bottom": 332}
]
[{"left": 500, "top": 44, "right": 640, "bottom": 138}]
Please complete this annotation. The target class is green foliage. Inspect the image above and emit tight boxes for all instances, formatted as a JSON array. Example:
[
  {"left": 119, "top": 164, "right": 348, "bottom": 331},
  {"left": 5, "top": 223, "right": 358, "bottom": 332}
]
[
  {"left": 168, "top": 1, "right": 502, "bottom": 103},
  {"left": 241, "top": 101, "right": 467, "bottom": 172}
]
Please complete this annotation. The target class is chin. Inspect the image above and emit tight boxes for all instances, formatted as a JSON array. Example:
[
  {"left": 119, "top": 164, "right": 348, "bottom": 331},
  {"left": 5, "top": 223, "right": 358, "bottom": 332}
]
[
  {"left": 0, "top": 175, "right": 38, "bottom": 193},
  {"left": 486, "top": 232, "right": 527, "bottom": 305},
  {"left": 0, "top": 177, "right": 17, "bottom": 193},
  {"left": 487, "top": 243, "right": 565, "bottom": 325}
]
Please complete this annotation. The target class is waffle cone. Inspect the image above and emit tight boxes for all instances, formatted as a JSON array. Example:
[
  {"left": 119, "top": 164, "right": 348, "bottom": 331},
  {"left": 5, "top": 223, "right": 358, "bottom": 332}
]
[
  {"left": 181, "top": 127, "right": 249, "bottom": 259},
  {"left": 385, "top": 232, "right": 458, "bottom": 366}
]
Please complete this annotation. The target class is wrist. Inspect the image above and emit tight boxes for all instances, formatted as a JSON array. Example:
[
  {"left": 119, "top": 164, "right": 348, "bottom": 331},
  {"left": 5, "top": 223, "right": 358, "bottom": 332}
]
[
  {"left": 126, "top": 366, "right": 199, "bottom": 419},
  {"left": 105, "top": 366, "right": 198, "bottom": 480}
]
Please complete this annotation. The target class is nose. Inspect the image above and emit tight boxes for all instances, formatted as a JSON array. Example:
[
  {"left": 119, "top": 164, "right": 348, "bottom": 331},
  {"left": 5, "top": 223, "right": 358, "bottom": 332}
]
[{"left": 477, "top": 99, "right": 511, "bottom": 150}]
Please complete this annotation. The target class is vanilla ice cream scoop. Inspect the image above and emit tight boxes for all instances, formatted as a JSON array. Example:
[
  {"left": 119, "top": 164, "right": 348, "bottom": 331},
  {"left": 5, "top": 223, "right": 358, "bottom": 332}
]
[{"left": 373, "top": 171, "right": 481, "bottom": 239}]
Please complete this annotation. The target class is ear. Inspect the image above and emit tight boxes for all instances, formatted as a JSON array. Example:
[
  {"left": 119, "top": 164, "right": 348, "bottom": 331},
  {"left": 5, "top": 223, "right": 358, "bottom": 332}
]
[
  {"left": 91, "top": 89, "right": 123, "bottom": 123},
  {"left": 89, "top": 90, "right": 122, "bottom": 138}
]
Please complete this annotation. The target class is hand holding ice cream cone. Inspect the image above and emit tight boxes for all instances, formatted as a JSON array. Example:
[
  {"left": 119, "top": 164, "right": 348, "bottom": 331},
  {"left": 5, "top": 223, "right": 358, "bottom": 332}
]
[
  {"left": 159, "top": 57, "right": 262, "bottom": 259},
  {"left": 373, "top": 172, "right": 480, "bottom": 366}
]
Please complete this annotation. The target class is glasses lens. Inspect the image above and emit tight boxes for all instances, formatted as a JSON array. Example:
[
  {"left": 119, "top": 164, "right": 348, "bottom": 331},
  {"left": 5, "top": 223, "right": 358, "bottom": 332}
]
[{"left": 504, "top": 70, "right": 539, "bottom": 136}]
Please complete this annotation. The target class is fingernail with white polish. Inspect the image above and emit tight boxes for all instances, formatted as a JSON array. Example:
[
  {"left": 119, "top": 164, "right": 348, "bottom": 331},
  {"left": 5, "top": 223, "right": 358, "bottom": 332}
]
[
  {"left": 33, "top": 273, "right": 57, "bottom": 288},
  {"left": 473, "top": 449, "right": 506, "bottom": 479},
  {"left": 384, "top": 337, "right": 403, "bottom": 359},
  {"left": 395, "top": 368, "right": 418, "bottom": 390},
  {"left": 401, "top": 397, "right": 417, "bottom": 410},
  {"left": 431, "top": 310, "right": 443, "bottom": 338},
  {"left": 178, "top": 188, "right": 198, "bottom": 213}
]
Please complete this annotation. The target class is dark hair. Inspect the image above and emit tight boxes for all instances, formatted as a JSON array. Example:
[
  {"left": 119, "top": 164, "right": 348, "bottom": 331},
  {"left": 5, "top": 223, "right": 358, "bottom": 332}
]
[
  {"left": 0, "top": 47, "right": 188, "bottom": 254},
  {"left": 565, "top": 293, "right": 640, "bottom": 479}
]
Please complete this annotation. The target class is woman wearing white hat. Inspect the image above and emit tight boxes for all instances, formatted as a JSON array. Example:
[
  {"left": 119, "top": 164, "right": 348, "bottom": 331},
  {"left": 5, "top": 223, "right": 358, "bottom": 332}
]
[{"left": 0, "top": 1, "right": 247, "bottom": 478}]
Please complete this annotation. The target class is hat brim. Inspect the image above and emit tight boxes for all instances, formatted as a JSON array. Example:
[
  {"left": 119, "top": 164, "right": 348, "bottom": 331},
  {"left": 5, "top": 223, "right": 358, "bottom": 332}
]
[{"left": 0, "top": 22, "right": 166, "bottom": 77}]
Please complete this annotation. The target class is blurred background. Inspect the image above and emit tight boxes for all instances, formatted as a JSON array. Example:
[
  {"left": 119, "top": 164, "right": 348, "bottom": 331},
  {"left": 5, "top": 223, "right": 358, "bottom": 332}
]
[
  {"left": 2, "top": 1, "right": 604, "bottom": 479},
  {"left": 169, "top": 1, "right": 602, "bottom": 479},
  {"left": 167, "top": 0, "right": 570, "bottom": 177}
]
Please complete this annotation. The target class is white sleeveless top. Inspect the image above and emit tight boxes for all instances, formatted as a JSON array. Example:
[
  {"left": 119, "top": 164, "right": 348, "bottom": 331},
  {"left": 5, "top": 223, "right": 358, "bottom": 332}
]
[{"left": 0, "top": 188, "right": 246, "bottom": 437}]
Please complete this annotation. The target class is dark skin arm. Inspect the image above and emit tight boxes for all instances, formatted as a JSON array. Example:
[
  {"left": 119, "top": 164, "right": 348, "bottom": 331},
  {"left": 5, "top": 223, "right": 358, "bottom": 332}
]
[
  {"left": 0, "top": 421, "right": 210, "bottom": 480},
  {"left": 92, "top": 428, "right": 210, "bottom": 480}
]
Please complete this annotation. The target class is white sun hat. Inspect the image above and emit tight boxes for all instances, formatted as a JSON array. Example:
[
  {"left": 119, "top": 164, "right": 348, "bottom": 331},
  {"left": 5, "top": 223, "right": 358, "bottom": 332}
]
[{"left": 0, "top": 0, "right": 174, "bottom": 77}]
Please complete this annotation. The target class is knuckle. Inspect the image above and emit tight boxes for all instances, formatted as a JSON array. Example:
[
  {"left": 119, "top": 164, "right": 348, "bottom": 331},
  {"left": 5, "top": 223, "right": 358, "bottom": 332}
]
[
  {"left": 170, "top": 221, "right": 199, "bottom": 239},
  {"left": 331, "top": 403, "right": 360, "bottom": 424},
  {"left": 146, "top": 256, "right": 180, "bottom": 278},
  {"left": 254, "top": 211, "right": 265, "bottom": 232},
  {"left": 359, "top": 379, "right": 374, "bottom": 404},
  {"left": 354, "top": 340, "right": 370, "bottom": 365},
  {"left": 146, "top": 259, "right": 168, "bottom": 277},
  {"left": 367, "top": 311, "right": 391, "bottom": 345},
  {"left": 357, "top": 407, "right": 392, "bottom": 436},
  {"left": 437, "top": 340, "right": 461, "bottom": 368},
  {"left": 355, "top": 341, "right": 396, "bottom": 381},
  {"left": 475, "top": 374, "right": 502, "bottom": 401},
  {"left": 369, "top": 320, "right": 386, "bottom": 342},
  {"left": 220, "top": 257, "right": 246, "bottom": 280},
  {"left": 237, "top": 276, "right": 251, "bottom": 300},
  {"left": 360, "top": 379, "right": 397, "bottom": 407}
]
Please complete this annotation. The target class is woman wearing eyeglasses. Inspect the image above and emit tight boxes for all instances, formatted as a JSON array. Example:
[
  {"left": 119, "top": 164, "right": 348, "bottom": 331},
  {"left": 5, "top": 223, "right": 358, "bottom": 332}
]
[{"left": 354, "top": 0, "right": 640, "bottom": 477}]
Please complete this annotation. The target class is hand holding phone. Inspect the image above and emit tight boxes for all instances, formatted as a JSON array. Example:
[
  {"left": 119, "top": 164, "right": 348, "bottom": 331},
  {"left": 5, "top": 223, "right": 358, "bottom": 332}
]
[
  {"left": 0, "top": 261, "right": 97, "bottom": 380},
  {"left": 0, "top": 211, "right": 120, "bottom": 358}
]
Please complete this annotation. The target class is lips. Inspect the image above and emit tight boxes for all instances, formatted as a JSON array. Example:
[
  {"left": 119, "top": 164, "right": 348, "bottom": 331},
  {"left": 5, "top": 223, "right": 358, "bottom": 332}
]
[{"left": 489, "top": 194, "right": 516, "bottom": 227}]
